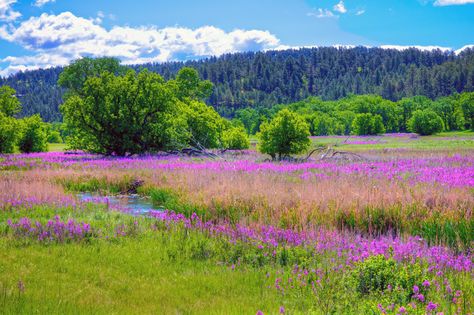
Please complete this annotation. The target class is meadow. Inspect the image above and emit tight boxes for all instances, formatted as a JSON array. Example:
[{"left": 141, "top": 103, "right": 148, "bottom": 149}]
[{"left": 0, "top": 132, "right": 473, "bottom": 314}]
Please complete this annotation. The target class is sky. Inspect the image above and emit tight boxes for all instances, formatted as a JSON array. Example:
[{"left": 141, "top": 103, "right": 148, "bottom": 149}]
[{"left": 0, "top": 0, "right": 473, "bottom": 76}]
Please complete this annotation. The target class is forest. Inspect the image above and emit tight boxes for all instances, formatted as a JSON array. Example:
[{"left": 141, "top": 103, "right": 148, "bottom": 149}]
[{"left": 1, "top": 46, "right": 474, "bottom": 122}]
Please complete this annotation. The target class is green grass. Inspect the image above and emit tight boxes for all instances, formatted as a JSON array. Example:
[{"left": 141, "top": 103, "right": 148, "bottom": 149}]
[
  {"left": 0, "top": 237, "right": 281, "bottom": 315},
  {"left": 47, "top": 143, "right": 67, "bottom": 152},
  {"left": 0, "top": 205, "right": 472, "bottom": 314}
]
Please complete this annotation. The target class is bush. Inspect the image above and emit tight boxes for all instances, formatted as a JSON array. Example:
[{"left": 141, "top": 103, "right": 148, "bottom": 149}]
[
  {"left": 352, "top": 255, "right": 424, "bottom": 301},
  {"left": 257, "top": 109, "right": 310, "bottom": 160},
  {"left": 222, "top": 126, "right": 250, "bottom": 150},
  {"left": 0, "top": 112, "right": 18, "bottom": 153},
  {"left": 407, "top": 109, "right": 444, "bottom": 135},
  {"left": 18, "top": 115, "right": 48, "bottom": 153}
]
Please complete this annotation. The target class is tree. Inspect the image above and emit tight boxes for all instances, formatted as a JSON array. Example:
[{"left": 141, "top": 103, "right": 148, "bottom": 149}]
[
  {"left": 185, "top": 100, "right": 225, "bottom": 149},
  {"left": 60, "top": 61, "right": 219, "bottom": 155},
  {"left": 460, "top": 92, "right": 474, "bottom": 130},
  {"left": 222, "top": 126, "right": 250, "bottom": 150},
  {"left": 0, "top": 86, "right": 21, "bottom": 153},
  {"left": 58, "top": 57, "right": 127, "bottom": 96},
  {"left": 18, "top": 114, "right": 48, "bottom": 153},
  {"left": 0, "top": 112, "right": 17, "bottom": 153},
  {"left": 257, "top": 109, "right": 310, "bottom": 160},
  {"left": 407, "top": 110, "right": 444, "bottom": 135},
  {"left": 61, "top": 69, "right": 179, "bottom": 155},
  {"left": 0, "top": 86, "right": 21, "bottom": 117},
  {"left": 352, "top": 113, "right": 385, "bottom": 135}
]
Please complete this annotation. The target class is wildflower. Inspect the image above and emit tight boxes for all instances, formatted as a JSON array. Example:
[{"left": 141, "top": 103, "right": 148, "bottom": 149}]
[
  {"left": 256, "top": 311, "right": 264, "bottom": 315},
  {"left": 416, "top": 294, "right": 425, "bottom": 302},
  {"left": 398, "top": 306, "right": 406, "bottom": 314},
  {"left": 413, "top": 285, "right": 420, "bottom": 294},
  {"left": 422, "top": 280, "right": 430, "bottom": 288},
  {"left": 279, "top": 306, "right": 285, "bottom": 314},
  {"left": 377, "top": 304, "right": 386, "bottom": 314},
  {"left": 426, "top": 302, "right": 438, "bottom": 311}
]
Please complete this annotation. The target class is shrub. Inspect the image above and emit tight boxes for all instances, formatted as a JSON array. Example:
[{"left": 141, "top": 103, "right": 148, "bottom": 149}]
[
  {"left": 257, "top": 109, "right": 310, "bottom": 160},
  {"left": 0, "top": 112, "right": 18, "bottom": 153},
  {"left": 352, "top": 255, "right": 424, "bottom": 301},
  {"left": 222, "top": 126, "right": 250, "bottom": 150},
  {"left": 407, "top": 110, "right": 444, "bottom": 135},
  {"left": 18, "top": 115, "right": 48, "bottom": 153}
]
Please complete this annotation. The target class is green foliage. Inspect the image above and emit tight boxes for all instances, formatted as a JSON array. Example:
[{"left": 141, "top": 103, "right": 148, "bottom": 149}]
[
  {"left": 311, "top": 113, "right": 342, "bottom": 136},
  {"left": 44, "top": 122, "right": 63, "bottom": 143},
  {"left": 0, "top": 85, "right": 21, "bottom": 117},
  {"left": 352, "top": 255, "right": 423, "bottom": 300},
  {"left": 59, "top": 61, "right": 224, "bottom": 155},
  {"left": 258, "top": 109, "right": 310, "bottom": 159},
  {"left": 185, "top": 100, "right": 225, "bottom": 149},
  {"left": 352, "top": 113, "right": 386, "bottom": 135},
  {"left": 17, "top": 115, "right": 48, "bottom": 153},
  {"left": 408, "top": 110, "right": 444, "bottom": 135},
  {"left": 58, "top": 57, "right": 127, "bottom": 96},
  {"left": 0, "top": 112, "right": 18, "bottom": 153},
  {"left": 460, "top": 92, "right": 474, "bottom": 130},
  {"left": 222, "top": 126, "right": 250, "bottom": 150}
]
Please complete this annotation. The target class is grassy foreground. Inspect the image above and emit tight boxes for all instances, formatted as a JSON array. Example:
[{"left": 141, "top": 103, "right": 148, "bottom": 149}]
[
  {"left": 0, "top": 237, "right": 279, "bottom": 315},
  {"left": 0, "top": 205, "right": 472, "bottom": 314}
]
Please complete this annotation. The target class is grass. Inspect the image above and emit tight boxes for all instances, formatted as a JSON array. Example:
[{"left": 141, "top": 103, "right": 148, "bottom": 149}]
[
  {"left": 1, "top": 132, "right": 474, "bottom": 314},
  {"left": 47, "top": 143, "right": 67, "bottom": 152},
  {"left": 0, "top": 236, "right": 281, "bottom": 315},
  {"left": 0, "top": 205, "right": 472, "bottom": 315}
]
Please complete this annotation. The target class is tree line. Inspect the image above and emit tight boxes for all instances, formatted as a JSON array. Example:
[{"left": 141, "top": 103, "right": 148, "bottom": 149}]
[
  {"left": 1, "top": 57, "right": 474, "bottom": 159},
  {"left": 1, "top": 46, "right": 474, "bottom": 122},
  {"left": 233, "top": 93, "right": 474, "bottom": 137}
]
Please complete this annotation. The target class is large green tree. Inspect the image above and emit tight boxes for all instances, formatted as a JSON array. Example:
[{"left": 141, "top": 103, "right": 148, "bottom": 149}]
[
  {"left": 61, "top": 69, "right": 181, "bottom": 155},
  {"left": 59, "top": 58, "right": 221, "bottom": 155},
  {"left": 257, "top": 109, "right": 310, "bottom": 160}
]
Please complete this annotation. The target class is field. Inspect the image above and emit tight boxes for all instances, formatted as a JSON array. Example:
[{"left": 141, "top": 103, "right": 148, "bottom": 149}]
[{"left": 1, "top": 133, "right": 473, "bottom": 314}]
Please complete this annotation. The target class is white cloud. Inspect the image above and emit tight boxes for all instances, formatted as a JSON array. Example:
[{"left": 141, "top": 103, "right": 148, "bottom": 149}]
[
  {"left": 455, "top": 44, "right": 474, "bottom": 54},
  {"left": 333, "top": 1, "right": 347, "bottom": 13},
  {"left": 380, "top": 45, "right": 452, "bottom": 52},
  {"left": 356, "top": 10, "right": 366, "bottom": 16},
  {"left": 0, "top": 0, "right": 20, "bottom": 21},
  {"left": 434, "top": 0, "right": 474, "bottom": 5},
  {"left": 34, "top": 0, "right": 55, "bottom": 7},
  {"left": 307, "top": 8, "right": 338, "bottom": 18},
  {"left": 0, "top": 12, "right": 282, "bottom": 75}
]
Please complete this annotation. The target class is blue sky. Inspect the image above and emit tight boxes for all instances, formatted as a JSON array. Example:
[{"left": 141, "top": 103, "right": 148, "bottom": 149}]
[{"left": 0, "top": 0, "right": 473, "bottom": 76}]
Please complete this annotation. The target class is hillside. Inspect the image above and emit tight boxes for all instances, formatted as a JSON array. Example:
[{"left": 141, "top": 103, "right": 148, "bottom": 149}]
[{"left": 1, "top": 46, "right": 474, "bottom": 122}]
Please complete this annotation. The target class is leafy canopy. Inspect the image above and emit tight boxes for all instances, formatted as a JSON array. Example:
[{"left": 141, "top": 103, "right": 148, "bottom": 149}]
[
  {"left": 18, "top": 114, "right": 48, "bottom": 153},
  {"left": 407, "top": 109, "right": 444, "bottom": 135},
  {"left": 0, "top": 86, "right": 21, "bottom": 117},
  {"left": 257, "top": 109, "right": 310, "bottom": 160},
  {"left": 59, "top": 57, "right": 224, "bottom": 155}
]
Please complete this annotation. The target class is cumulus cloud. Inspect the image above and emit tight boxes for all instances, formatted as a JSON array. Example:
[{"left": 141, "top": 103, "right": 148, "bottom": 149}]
[
  {"left": 434, "top": 0, "right": 474, "bottom": 5},
  {"left": 34, "top": 0, "right": 55, "bottom": 7},
  {"left": 0, "top": 11, "right": 282, "bottom": 75},
  {"left": 0, "top": 0, "right": 20, "bottom": 21},
  {"left": 355, "top": 10, "right": 365, "bottom": 16},
  {"left": 333, "top": 1, "right": 347, "bottom": 13}
]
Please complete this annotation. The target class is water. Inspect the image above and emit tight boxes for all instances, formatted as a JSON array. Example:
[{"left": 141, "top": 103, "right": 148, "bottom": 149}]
[{"left": 77, "top": 193, "right": 160, "bottom": 215}]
